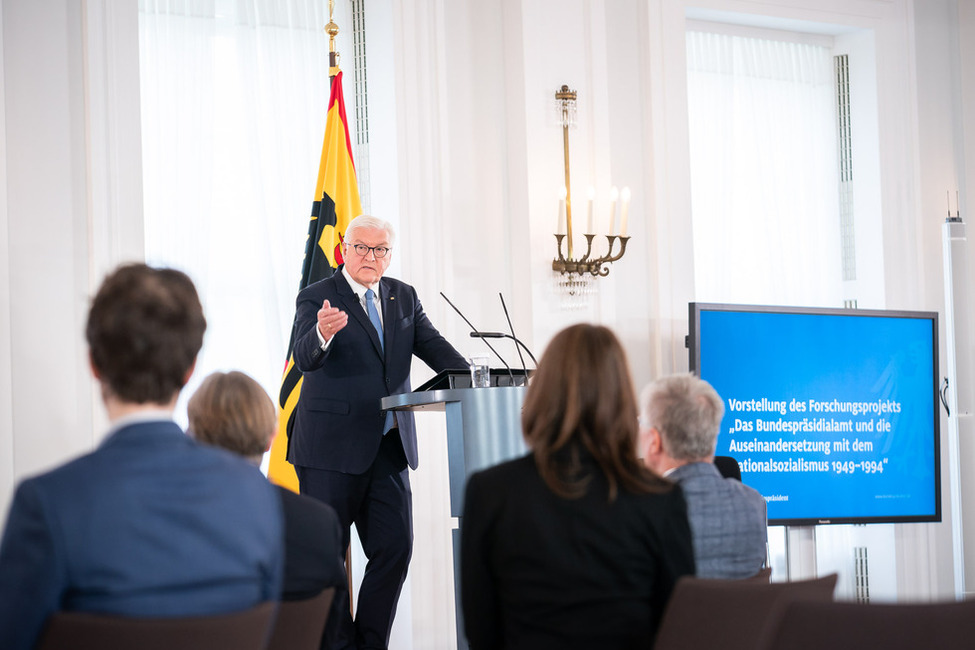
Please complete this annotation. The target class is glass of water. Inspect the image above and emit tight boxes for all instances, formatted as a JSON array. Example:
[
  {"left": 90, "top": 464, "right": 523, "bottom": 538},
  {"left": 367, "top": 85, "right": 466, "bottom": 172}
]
[{"left": 469, "top": 355, "right": 491, "bottom": 388}]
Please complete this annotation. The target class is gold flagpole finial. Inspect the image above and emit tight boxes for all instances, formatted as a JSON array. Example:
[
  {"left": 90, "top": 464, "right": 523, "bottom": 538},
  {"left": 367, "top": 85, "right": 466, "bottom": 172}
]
[{"left": 326, "top": 0, "right": 340, "bottom": 78}]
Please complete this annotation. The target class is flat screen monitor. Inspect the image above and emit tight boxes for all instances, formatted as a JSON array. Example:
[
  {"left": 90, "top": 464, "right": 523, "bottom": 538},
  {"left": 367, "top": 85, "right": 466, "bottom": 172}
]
[{"left": 688, "top": 302, "right": 941, "bottom": 526}]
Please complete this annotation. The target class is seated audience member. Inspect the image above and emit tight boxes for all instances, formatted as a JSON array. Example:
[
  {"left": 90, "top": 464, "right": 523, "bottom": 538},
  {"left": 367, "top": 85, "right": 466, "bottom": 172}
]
[
  {"left": 0, "top": 264, "right": 284, "bottom": 650},
  {"left": 640, "top": 373, "right": 767, "bottom": 579},
  {"left": 188, "top": 370, "right": 345, "bottom": 601},
  {"left": 461, "top": 324, "right": 695, "bottom": 650}
]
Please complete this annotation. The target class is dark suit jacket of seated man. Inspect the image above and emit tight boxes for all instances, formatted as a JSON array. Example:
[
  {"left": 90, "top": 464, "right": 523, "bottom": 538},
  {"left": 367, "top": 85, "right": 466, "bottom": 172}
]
[
  {"left": 0, "top": 264, "right": 284, "bottom": 650},
  {"left": 288, "top": 214, "right": 466, "bottom": 650},
  {"left": 641, "top": 373, "right": 767, "bottom": 579}
]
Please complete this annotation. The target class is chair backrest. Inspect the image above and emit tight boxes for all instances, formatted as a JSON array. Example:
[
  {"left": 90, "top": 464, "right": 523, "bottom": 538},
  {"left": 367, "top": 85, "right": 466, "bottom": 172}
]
[
  {"left": 759, "top": 597, "right": 975, "bottom": 650},
  {"left": 713, "top": 455, "right": 742, "bottom": 481},
  {"left": 34, "top": 601, "right": 275, "bottom": 650},
  {"left": 267, "top": 587, "right": 336, "bottom": 650},
  {"left": 653, "top": 573, "right": 837, "bottom": 650},
  {"left": 744, "top": 566, "right": 773, "bottom": 583}
]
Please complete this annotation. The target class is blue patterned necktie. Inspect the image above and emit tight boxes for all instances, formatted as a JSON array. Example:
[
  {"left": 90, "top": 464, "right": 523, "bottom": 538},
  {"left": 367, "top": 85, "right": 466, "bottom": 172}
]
[
  {"left": 364, "top": 288, "right": 384, "bottom": 352},
  {"left": 366, "top": 288, "right": 394, "bottom": 434}
]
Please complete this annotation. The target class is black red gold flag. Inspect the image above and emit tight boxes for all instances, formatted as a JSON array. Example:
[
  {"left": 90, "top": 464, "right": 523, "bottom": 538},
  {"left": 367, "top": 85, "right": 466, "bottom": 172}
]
[{"left": 268, "top": 70, "right": 362, "bottom": 491}]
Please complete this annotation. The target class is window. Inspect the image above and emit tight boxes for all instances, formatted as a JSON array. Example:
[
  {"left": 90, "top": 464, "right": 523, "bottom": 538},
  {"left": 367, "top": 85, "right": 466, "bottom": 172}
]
[
  {"left": 138, "top": 0, "right": 351, "bottom": 422},
  {"left": 686, "top": 29, "right": 843, "bottom": 307}
]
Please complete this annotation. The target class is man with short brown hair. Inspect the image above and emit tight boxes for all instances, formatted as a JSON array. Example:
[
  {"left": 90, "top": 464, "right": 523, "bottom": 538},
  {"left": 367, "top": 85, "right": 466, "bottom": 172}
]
[{"left": 0, "top": 263, "right": 284, "bottom": 650}]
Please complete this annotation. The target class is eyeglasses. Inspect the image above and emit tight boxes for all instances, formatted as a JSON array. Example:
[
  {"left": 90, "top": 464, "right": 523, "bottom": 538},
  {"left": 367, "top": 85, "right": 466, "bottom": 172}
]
[{"left": 347, "top": 243, "right": 391, "bottom": 258}]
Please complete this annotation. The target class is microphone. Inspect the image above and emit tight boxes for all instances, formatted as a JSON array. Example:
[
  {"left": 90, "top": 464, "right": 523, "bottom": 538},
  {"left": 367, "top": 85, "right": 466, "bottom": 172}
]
[
  {"left": 499, "top": 293, "right": 529, "bottom": 386},
  {"left": 441, "top": 293, "right": 514, "bottom": 385},
  {"left": 470, "top": 331, "right": 538, "bottom": 366}
]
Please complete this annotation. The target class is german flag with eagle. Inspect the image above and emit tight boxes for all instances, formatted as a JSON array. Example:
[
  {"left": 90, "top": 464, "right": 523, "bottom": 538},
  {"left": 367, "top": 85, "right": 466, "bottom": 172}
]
[{"left": 267, "top": 70, "right": 362, "bottom": 492}]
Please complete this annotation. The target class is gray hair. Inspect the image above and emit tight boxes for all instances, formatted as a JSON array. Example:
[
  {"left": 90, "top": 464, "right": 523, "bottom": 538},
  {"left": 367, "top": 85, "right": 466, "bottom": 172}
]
[
  {"left": 640, "top": 373, "right": 724, "bottom": 461},
  {"left": 345, "top": 214, "right": 396, "bottom": 246}
]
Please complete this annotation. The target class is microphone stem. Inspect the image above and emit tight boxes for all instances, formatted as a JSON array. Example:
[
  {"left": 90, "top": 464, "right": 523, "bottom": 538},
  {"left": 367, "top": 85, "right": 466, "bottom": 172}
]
[
  {"left": 441, "top": 292, "right": 512, "bottom": 370},
  {"left": 512, "top": 338, "right": 538, "bottom": 366},
  {"left": 500, "top": 292, "right": 528, "bottom": 385}
]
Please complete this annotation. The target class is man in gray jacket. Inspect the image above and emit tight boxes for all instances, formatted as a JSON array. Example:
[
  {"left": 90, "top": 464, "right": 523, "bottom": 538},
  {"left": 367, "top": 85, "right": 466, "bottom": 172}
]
[{"left": 640, "top": 373, "right": 767, "bottom": 579}]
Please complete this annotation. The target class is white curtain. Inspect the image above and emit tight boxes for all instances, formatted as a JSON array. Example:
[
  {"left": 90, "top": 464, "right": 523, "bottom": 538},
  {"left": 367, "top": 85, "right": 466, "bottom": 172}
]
[
  {"left": 138, "top": 0, "right": 332, "bottom": 419},
  {"left": 686, "top": 31, "right": 843, "bottom": 307}
]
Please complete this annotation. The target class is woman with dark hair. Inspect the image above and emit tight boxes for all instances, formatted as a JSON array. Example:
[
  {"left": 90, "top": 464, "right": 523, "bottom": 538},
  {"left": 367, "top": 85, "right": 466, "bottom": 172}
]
[{"left": 460, "top": 324, "right": 695, "bottom": 649}]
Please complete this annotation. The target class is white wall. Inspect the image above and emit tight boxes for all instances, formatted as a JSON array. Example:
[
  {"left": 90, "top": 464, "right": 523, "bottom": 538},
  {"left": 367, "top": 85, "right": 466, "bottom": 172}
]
[
  {"left": 0, "top": 0, "right": 143, "bottom": 515},
  {"left": 955, "top": 0, "right": 975, "bottom": 600},
  {"left": 2, "top": 0, "right": 94, "bottom": 515},
  {"left": 913, "top": 0, "right": 975, "bottom": 599},
  {"left": 0, "top": 0, "right": 12, "bottom": 521}
]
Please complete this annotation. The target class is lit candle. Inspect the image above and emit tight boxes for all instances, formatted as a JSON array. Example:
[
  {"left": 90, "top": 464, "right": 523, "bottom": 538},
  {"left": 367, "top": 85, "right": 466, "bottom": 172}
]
[
  {"left": 608, "top": 186, "right": 619, "bottom": 235},
  {"left": 620, "top": 187, "right": 631, "bottom": 237},
  {"left": 557, "top": 186, "right": 567, "bottom": 234},
  {"left": 587, "top": 186, "right": 595, "bottom": 234}
]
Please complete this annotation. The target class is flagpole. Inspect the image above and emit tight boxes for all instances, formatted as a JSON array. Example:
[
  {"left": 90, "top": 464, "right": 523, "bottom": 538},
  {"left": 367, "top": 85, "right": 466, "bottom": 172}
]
[
  {"left": 270, "top": 1, "right": 361, "bottom": 494},
  {"left": 325, "top": 0, "right": 354, "bottom": 613},
  {"left": 327, "top": 0, "right": 341, "bottom": 78}
]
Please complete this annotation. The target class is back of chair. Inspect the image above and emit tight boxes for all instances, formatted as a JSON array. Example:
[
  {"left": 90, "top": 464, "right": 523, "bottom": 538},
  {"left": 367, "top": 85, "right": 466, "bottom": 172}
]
[
  {"left": 34, "top": 601, "right": 275, "bottom": 650},
  {"left": 267, "top": 587, "right": 336, "bottom": 650},
  {"left": 759, "top": 597, "right": 975, "bottom": 650},
  {"left": 653, "top": 573, "right": 837, "bottom": 650},
  {"left": 744, "top": 566, "right": 773, "bottom": 583},
  {"left": 713, "top": 455, "right": 742, "bottom": 481}
]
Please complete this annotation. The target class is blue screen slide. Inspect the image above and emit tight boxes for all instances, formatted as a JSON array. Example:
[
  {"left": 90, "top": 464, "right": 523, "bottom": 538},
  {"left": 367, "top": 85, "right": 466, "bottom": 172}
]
[{"left": 697, "top": 308, "right": 938, "bottom": 524}]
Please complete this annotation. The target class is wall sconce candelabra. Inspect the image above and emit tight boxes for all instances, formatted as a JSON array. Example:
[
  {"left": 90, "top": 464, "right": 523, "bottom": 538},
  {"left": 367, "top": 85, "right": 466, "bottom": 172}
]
[
  {"left": 552, "top": 84, "right": 631, "bottom": 280},
  {"left": 554, "top": 230, "right": 630, "bottom": 277}
]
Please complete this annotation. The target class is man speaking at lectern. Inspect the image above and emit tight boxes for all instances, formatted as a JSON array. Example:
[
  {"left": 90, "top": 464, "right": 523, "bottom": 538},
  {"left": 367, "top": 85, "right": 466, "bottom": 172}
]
[{"left": 289, "top": 214, "right": 466, "bottom": 650}]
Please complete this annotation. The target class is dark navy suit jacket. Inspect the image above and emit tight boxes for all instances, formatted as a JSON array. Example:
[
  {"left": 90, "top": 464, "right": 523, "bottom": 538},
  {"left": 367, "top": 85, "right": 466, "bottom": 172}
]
[
  {"left": 0, "top": 420, "right": 285, "bottom": 650},
  {"left": 289, "top": 267, "right": 466, "bottom": 473}
]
